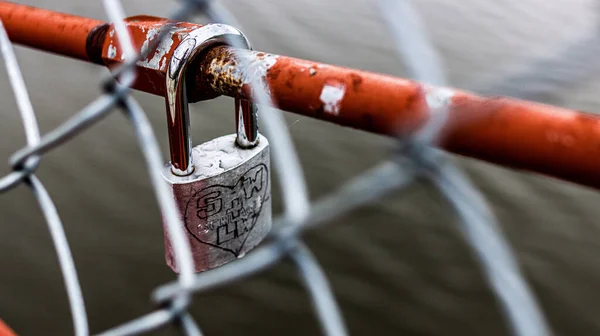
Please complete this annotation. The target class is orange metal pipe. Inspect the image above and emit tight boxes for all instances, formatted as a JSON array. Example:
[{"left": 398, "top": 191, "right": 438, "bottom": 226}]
[
  {"left": 196, "top": 46, "right": 600, "bottom": 189},
  {"left": 0, "top": 1, "right": 103, "bottom": 62},
  {"left": 2, "top": 2, "right": 600, "bottom": 190}
]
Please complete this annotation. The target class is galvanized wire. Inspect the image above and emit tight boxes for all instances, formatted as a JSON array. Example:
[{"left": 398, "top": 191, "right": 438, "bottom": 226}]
[
  {"left": 377, "top": 0, "right": 549, "bottom": 334},
  {"left": 0, "top": 0, "right": 552, "bottom": 335},
  {"left": 0, "top": 20, "right": 88, "bottom": 336}
]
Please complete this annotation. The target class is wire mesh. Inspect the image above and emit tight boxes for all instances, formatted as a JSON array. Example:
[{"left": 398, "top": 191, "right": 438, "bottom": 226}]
[{"left": 0, "top": 0, "right": 552, "bottom": 335}]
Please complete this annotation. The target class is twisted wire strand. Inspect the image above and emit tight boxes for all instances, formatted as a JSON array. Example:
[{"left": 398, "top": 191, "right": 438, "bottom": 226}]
[
  {"left": 290, "top": 242, "right": 348, "bottom": 336},
  {"left": 204, "top": 1, "right": 311, "bottom": 224},
  {"left": 376, "top": 1, "right": 549, "bottom": 335},
  {"left": 0, "top": 19, "right": 89, "bottom": 336},
  {"left": 152, "top": 161, "right": 414, "bottom": 312},
  {"left": 178, "top": 313, "right": 204, "bottom": 336},
  {"left": 27, "top": 176, "right": 90, "bottom": 336},
  {"left": 430, "top": 159, "right": 550, "bottom": 336},
  {"left": 0, "top": 18, "right": 40, "bottom": 191},
  {"left": 102, "top": 0, "right": 196, "bottom": 290}
]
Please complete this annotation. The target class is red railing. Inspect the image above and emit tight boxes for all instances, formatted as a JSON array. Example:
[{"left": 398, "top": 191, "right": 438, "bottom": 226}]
[{"left": 2, "top": 1, "right": 600, "bottom": 189}]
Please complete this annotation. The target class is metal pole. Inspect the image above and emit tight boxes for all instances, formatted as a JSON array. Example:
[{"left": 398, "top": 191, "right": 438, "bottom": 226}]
[
  {"left": 2, "top": 2, "right": 600, "bottom": 189},
  {"left": 0, "top": 2, "right": 104, "bottom": 62},
  {"left": 197, "top": 46, "right": 600, "bottom": 189}
]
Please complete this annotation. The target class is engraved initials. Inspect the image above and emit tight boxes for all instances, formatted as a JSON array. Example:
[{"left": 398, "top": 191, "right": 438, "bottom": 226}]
[
  {"left": 196, "top": 191, "right": 222, "bottom": 219},
  {"left": 242, "top": 168, "right": 264, "bottom": 199},
  {"left": 184, "top": 164, "right": 269, "bottom": 256}
]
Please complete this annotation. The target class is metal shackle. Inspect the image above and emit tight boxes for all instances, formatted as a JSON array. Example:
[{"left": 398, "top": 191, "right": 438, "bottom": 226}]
[{"left": 165, "top": 24, "right": 258, "bottom": 176}]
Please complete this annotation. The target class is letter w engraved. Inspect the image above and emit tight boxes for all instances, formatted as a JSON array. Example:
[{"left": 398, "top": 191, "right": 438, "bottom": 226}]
[{"left": 242, "top": 167, "right": 264, "bottom": 199}]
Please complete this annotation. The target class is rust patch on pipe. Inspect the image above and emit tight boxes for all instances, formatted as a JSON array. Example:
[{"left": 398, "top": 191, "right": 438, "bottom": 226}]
[
  {"left": 196, "top": 45, "right": 279, "bottom": 101},
  {"left": 200, "top": 46, "right": 244, "bottom": 96}
]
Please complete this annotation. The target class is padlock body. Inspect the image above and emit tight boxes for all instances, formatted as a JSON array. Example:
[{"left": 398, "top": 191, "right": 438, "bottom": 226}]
[{"left": 161, "top": 134, "right": 271, "bottom": 273}]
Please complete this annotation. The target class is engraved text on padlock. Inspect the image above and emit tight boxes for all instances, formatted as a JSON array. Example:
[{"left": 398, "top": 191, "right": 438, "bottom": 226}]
[{"left": 162, "top": 134, "right": 271, "bottom": 273}]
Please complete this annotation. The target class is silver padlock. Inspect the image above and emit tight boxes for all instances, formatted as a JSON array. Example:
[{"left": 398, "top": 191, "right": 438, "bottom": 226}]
[{"left": 160, "top": 25, "right": 271, "bottom": 273}]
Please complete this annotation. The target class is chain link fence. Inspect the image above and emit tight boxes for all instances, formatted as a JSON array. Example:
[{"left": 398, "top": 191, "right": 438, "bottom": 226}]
[{"left": 0, "top": 0, "right": 554, "bottom": 335}]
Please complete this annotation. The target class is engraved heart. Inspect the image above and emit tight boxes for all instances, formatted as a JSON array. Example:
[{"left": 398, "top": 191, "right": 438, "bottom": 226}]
[{"left": 183, "top": 163, "right": 269, "bottom": 256}]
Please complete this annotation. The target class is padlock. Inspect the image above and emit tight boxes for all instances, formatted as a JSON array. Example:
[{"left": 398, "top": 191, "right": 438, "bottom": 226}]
[{"left": 160, "top": 24, "right": 271, "bottom": 273}]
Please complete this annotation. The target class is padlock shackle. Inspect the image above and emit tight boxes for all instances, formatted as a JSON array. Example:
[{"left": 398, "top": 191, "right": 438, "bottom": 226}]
[
  {"left": 165, "top": 24, "right": 253, "bottom": 176},
  {"left": 235, "top": 98, "right": 259, "bottom": 148}
]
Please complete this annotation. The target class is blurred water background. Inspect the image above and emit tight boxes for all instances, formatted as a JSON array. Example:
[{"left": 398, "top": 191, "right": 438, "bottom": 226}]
[{"left": 2, "top": 0, "right": 600, "bottom": 334}]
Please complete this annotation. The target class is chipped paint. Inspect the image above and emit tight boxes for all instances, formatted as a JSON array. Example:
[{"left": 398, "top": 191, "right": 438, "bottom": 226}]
[
  {"left": 107, "top": 44, "right": 117, "bottom": 59},
  {"left": 136, "top": 27, "right": 188, "bottom": 71},
  {"left": 419, "top": 86, "right": 456, "bottom": 139},
  {"left": 546, "top": 131, "right": 575, "bottom": 147},
  {"left": 319, "top": 83, "right": 346, "bottom": 115},
  {"left": 140, "top": 27, "right": 160, "bottom": 55},
  {"left": 424, "top": 86, "right": 455, "bottom": 110},
  {"left": 109, "top": 28, "right": 114, "bottom": 37},
  {"left": 159, "top": 56, "right": 168, "bottom": 72}
]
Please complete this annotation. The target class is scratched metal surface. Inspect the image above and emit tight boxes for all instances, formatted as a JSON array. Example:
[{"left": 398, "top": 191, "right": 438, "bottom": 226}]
[
  {"left": 163, "top": 134, "right": 272, "bottom": 273},
  {"left": 1, "top": 0, "right": 600, "bottom": 335}
]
